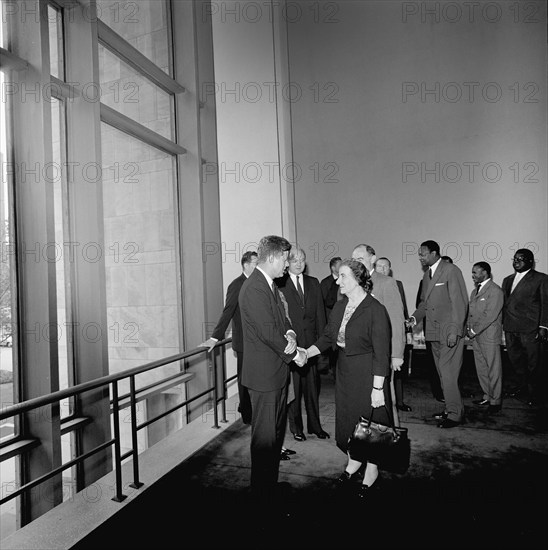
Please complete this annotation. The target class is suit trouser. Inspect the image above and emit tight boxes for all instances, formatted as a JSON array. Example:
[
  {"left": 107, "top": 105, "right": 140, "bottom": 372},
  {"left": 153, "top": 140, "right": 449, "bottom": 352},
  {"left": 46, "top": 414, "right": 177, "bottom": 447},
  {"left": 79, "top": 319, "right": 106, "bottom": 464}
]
[
  {"left": 429, "top": 337, "right": 465, "bottom": 421},
  {"left": 288, "top": 359, "right": 322, "bottom": 435},
  {"left": 236, "top": 352, "right": 252, "bottom": 423},
  {"left": 505, "top": 331, "right": 544, "bottom": 402},
  {"left": 248, "top": 384, "right": 288, "bottom": 500},
  {"left": 471, "top": 339, "right": 502, "bottom": 405}
]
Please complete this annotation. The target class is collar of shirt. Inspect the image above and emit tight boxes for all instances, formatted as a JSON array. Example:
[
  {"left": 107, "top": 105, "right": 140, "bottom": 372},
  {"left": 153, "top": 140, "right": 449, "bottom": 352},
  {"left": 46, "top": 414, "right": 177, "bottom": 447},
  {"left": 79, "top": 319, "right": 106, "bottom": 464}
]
[
  {"left": 430, "top": 258, "right": 442, "bottom": 277},
  {"left": 477, "top": 278, "right": 491, "bottom": 293},
  {"left": 290, "top": 273, "right": 303, "bottom": 292},
  {"left": 256, "top": 266, "right": 275, "bottom": 290},
  {"left": 514, "top": 268, "right": 531, "bottom": 283}
]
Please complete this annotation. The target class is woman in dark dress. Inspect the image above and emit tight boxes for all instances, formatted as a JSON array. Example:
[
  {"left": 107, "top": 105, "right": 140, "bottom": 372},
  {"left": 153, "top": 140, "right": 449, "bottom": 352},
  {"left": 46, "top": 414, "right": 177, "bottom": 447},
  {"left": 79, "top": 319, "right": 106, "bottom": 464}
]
[{"left": 305, "top": 259, "right": 392, "bottom": 497}]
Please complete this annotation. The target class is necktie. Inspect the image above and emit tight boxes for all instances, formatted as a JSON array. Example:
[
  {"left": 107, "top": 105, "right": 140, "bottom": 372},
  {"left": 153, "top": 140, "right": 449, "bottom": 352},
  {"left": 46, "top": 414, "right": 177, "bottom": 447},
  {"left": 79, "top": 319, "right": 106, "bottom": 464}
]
[
  {"left": 428, "top": 268, "right": 432, "bottom": 280},
  {"left": 272, "top": 281, "right": 279, "bottom": 302},
  {"left": 296, "top": 275, "right": 305, "bottom": 305}
]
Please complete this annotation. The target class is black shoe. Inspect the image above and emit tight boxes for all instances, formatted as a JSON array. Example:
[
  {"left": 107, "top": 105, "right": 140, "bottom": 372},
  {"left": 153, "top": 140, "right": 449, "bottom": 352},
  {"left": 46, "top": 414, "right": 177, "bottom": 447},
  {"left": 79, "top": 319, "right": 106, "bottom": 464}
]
[
  {"left": 308, "top": 430, "right": 330, "bottom": 439},
  {"left": 435, "top": 397, "right": 445, "bottom": 403},
  {"left": 280, "top": 453, "right": 290, "bottom": 461},
  {"left": 337, "top": 470, "right": 359, "bottom": 484},
  {"left": 473, "top": 398, "right": 489, "bottom": 405},
  {"left": 396, "top": 403, "right": 412, "bottom": 412},
  {"left": 293, "top": 433, "right": 306, "bottom": 442},
  {"left": 281, "top": 447, "right": 296, "bottom": 455},
  {"left": 487, "top": 404, "right": 502, "bottom": 414},
  {"left": 438, "top": 418, "right": 461, "bottom": 429},
  {"left": 432, "top": 411, "right": 448, "bottom": 420},
  {"left": 357, "top": 484, "right": 375, "bottom": 498}
]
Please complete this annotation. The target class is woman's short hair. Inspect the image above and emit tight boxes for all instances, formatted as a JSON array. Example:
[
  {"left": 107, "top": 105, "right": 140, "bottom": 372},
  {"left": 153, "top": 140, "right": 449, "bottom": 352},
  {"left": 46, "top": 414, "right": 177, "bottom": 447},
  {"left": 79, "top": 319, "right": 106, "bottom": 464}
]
[{"left": 340, "top": 259, "right": 373, "bottom": 292}]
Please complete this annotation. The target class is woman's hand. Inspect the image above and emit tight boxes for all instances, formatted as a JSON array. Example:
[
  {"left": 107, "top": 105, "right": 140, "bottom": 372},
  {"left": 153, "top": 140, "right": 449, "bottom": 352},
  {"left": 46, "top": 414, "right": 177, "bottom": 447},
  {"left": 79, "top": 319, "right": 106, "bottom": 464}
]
[{"left": 371, "top": 388, "right": 385, "bottom": 408}]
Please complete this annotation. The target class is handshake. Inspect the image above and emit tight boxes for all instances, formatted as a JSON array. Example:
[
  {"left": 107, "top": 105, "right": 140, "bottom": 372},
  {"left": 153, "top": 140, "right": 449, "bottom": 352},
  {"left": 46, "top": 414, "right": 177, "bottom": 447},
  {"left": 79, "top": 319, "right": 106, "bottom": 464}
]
[{"left": 284, "top": 332, "right": 308, "bottom": 367}]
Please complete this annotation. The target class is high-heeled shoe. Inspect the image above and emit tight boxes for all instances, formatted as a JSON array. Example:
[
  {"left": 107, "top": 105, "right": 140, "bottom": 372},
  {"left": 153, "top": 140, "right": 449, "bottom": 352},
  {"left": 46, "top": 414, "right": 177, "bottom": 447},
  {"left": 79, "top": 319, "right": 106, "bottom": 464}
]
[{"left": 357, "top": 478, "right": 378, "bottom": 498}]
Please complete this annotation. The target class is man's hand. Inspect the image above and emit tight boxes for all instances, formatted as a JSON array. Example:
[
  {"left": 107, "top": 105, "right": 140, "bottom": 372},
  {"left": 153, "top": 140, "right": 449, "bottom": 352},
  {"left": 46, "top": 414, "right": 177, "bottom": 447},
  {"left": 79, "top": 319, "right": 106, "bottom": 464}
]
[
  {"left": 198, "top": 338, "right": 217, "bottom": 352},
  {"left": 284, "top": 331, "right": 297, "bottom": 354},
  {"left": 294, "top": 347, "right": 308, "bottom": 367},
  {"left": 391, "top": 358, "right": 404, "bottom": 371},
  {"left": 538, "top": 327, "right": 548, "bottom": 343},
  {"left": 405, "top": 317, "right": 416, "bottom": 329},
  {"left": 447, "top": 334, "right": 458, "bottom": 348}
]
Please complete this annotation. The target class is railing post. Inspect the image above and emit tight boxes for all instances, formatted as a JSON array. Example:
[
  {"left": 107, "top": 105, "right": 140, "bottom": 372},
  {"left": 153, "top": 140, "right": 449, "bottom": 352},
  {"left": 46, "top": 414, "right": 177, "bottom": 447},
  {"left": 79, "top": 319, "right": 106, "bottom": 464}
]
[
  {"left": 209, "top": 352, "right": 220, "bottom": 429},
  {"left": 110, "top": 382, "right": 127, "bottom": 502},
  {"left": 219, "top": 349, "right": 228, "bottom": 423},
  {"left": 128, "top": 375, "right": 144, "bottom": 490}
]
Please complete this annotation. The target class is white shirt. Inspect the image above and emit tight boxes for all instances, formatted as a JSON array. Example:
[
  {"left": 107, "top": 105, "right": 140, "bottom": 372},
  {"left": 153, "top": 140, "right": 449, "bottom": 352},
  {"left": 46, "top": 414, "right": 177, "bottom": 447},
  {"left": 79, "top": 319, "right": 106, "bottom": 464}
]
[
  {"left": 476, "top": 278, "right": 491, "bottom": 294},
  {"left": 511, "top": 269, "right": 530, "bottom": 293},
  {"left": 429, "top": 258, "right": 442, "bottom": 278},
  {"left": 289, "top": 273, "right": 304, "bottom": 298}
]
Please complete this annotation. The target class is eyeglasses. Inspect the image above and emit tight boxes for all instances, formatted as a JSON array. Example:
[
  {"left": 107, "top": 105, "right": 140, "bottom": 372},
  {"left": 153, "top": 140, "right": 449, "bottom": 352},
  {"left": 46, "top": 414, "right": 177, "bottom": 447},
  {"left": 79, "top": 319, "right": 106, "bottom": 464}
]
[{"left": 512, "top": 257, "right": 527, "bottom": 262}]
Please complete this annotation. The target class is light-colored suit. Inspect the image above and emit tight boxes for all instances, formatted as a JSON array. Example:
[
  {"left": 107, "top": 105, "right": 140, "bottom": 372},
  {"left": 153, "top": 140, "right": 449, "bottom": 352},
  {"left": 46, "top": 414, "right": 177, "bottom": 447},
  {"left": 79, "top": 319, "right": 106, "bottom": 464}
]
[
  {"left": 412, "top": 260, "right": 469, "bottom": 421},
  {"left": 370, "top": 270, "right": 406, "bottom": 360},
  {"left": 467, "top": 279, "right": 503, "bottom": 405}
]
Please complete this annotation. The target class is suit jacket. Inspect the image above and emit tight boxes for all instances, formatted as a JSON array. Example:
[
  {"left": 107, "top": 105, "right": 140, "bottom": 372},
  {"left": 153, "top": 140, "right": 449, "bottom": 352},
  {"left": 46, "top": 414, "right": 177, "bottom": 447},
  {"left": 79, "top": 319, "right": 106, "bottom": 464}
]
[
  {"left": 239, "top": 269, "right": 297, "bottom": 392},
  {"left": 315, "top": 294, "right": 391, "bottom": 377},
  {"left": 369, "top": 271, "right": 406, "bottom": 359},
  {"left": 396, "top": 280, "right": 409, "bottom": 320},
  {"left": 320, "top": 274, "right": 339, "bottom": 317},
  {"left": 277, "top": 273, "right": 326, "bottom": 348},
  {"left": 502, "top": 269, "right": 548, "bottom": 332},
  {"left": 412, "top": 260, "right": 469, "bottom": 341},
  {"left": 211, "top": 273, "right": 246, "bottom": 353},
  {"left": 467, "top": 279, "right": 503, "bottom": 345}
]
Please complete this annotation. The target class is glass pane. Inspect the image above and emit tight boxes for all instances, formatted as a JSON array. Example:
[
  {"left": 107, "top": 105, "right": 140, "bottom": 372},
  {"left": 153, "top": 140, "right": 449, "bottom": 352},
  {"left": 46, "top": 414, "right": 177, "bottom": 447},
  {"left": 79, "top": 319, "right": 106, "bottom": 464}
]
[
  {"left": 48, "top": 4, "right": 64, "bottom": 79},
  {"left": 99, "top": 44, "right": 175, "bottom": 141},
  {"left": 96, "top": 0, "right": 171, "bottom": 75},
  {"left": 50, "top": 98, "right": 73, "bottom": 418},
  {"left": 101, "top": 123, "right": 184, "bottom": 452},
  {"left": 0, "top": 457, "right": 18, "bottom": 542},
  {"left": 0, "top": 67, "right": 16, "bottom": 439},
  {"left": 0, "top": 0, "right": 8, "bottom": 49}
]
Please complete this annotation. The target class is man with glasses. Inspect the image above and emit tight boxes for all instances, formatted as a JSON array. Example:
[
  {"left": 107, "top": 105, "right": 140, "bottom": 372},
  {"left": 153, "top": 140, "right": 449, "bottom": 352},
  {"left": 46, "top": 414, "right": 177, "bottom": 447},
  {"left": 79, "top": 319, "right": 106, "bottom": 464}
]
[
  {"left": 406, "top": 240, "right": 469, "bottom": 428},
  {"left": 502, "top": 249, "right": 548, "bottom": 408}
]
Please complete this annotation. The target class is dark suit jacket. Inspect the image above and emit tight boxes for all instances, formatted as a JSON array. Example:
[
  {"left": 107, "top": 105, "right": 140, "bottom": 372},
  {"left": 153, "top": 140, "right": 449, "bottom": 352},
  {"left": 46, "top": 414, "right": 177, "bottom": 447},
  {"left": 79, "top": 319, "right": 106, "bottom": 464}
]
[
  {"left": 277, "top": 273, "right": 326, "bottom": 348},
  {"left": 315, "top": 294, "right": 391, "bottom": 377},
  {"left": 320, "top": 274, "right": 339, "bottom": 317},
  {"left": 467, "top": 279, "right": 503, "bottom": 344},
  {"left": 211, "top": 273, "right": 246, "bottom": 353},
  {"left": 412, "top": 260, "right": 469, "bottom": 341},
  {"left": 239, "top": 269, "right": 297, "bottom": 392},
  {"left": 502, "top": 269, "right": 548, "bottom": 333}
]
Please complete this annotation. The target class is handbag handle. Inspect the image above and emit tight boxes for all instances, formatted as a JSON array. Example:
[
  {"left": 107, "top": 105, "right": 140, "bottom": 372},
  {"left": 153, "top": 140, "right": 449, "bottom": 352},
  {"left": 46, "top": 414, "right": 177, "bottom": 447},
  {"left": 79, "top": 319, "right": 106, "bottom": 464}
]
[{"left": 366, "top": 404, "right": 397, "bottom": 431}]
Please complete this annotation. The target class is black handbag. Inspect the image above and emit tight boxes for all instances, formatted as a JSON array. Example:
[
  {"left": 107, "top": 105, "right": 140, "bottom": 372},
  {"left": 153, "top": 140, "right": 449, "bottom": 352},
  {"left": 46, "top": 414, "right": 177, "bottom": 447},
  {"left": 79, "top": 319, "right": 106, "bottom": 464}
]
[{"left": 347, "top": 405, "right": 410, "bottom": 474}]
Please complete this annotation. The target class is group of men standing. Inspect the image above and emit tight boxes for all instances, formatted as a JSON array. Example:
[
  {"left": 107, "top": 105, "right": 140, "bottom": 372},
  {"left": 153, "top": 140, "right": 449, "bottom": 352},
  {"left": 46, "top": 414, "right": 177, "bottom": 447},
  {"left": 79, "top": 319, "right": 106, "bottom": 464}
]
[{"left": 200, "top": 235, "right": 547, "bottom": 511}]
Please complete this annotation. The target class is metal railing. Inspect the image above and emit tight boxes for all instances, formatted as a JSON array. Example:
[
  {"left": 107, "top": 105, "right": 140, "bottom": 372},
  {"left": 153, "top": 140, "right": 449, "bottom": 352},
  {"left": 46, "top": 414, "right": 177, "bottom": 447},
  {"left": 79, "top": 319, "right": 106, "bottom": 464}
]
[{"left": 0, "top": 339, "right": 235, "bottom": 506}]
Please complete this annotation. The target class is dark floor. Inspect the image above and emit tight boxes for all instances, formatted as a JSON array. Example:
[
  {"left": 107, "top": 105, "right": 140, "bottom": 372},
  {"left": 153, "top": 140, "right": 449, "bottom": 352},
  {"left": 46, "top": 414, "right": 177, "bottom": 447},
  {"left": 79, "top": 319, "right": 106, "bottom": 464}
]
[{"left": 75, "top": 350, "right": 548, "bottom": 550}]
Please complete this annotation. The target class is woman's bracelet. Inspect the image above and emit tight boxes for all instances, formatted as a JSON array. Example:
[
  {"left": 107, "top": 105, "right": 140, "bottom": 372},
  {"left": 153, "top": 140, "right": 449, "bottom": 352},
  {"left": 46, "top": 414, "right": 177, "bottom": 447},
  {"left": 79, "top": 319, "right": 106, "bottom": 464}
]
[{"left": 373, "top": 386, "right": 383, "bottom": 391}]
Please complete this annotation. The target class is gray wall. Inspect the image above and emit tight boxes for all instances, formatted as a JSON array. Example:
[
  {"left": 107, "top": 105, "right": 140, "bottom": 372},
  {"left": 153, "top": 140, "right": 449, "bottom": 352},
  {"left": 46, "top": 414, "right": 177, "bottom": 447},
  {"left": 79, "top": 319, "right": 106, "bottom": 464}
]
[{"left": 287, "top": 0, "right": 547, "bottom": 310}]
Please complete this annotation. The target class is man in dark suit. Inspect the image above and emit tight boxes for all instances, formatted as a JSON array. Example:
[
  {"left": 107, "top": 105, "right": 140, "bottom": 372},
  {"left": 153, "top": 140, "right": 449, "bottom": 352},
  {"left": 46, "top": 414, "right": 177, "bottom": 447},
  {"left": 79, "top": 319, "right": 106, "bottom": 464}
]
[
  {"left": 239, "top": 235, "right": 307, "bottom": 507},
  {"left": 277, "top": 247, "right": 329, "bottom": 441},
  {"left": 199, "top": 251, "right": 258, "bottom": 424},
  {"left": 466, "top": 261, "right": 504, "bottom": 414},
  {"left": 502, "top": 249, "right": 548, "bottom": 406},
  {"left": 407, "top": 241, "right": 469, "bottom": 428},
  {"left": 375, "top": 257, "right": 412, "bottom": 412},
  {"left": 318, "top": 256, "right": 342, "bottom": 375}
]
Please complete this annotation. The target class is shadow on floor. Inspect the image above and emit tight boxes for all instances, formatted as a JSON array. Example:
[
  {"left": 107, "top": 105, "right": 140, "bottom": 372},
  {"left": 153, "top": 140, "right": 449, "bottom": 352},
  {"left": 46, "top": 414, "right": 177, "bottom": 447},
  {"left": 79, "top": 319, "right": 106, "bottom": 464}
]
[{"left": 74, "top": 350, "right": 548, "bottom": 550}]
